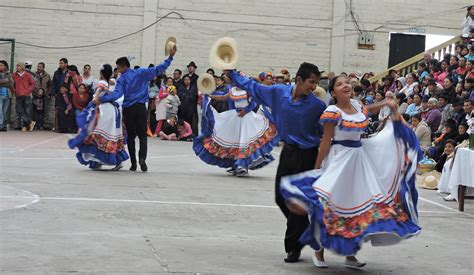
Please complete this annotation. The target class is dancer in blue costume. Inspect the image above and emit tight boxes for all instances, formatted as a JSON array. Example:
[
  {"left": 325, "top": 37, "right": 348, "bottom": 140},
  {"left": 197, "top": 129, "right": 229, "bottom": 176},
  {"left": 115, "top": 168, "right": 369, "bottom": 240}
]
[
  {"left": 280, "top": 75, "right": 422, "bottom": 268},
  {"left": 193, "top": 84, "right": 278, "bottom": 177},
  {"left": 68, "top": 64, "right": 129, "bottom": 170}
]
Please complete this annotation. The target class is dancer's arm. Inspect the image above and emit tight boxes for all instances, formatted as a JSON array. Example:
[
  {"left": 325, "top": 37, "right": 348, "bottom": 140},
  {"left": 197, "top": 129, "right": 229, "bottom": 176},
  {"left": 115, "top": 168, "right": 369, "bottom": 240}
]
[
  {"left": 314, "top": 122, "right": 335, "bottom": 169},
  {"left": 98, "top": 80, "right": 123, "bottom": 103},
  {"left": 209, "top": 93, "right": 229, "bottom": 101},
  {"left": 227, "top": 70, "right": 282, "bottom": 110},
  {"left": 138, "top": 48, "right": 176, "bottom": 81}
]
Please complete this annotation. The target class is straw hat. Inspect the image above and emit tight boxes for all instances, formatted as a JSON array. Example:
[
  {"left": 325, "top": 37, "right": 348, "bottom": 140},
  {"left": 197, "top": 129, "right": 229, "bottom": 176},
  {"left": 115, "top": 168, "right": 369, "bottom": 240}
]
[
  {"left": 209, "top": 37, "right": 239, "bottom": 70},
  {"left": 417, "top": 171, "right": 441, "bottom": 190},
  {"left": 164, "top": 36, "right": 177, "bottom": 56},
  {"left": 197, "top": 73, "right": 216, "bottom": 95}
]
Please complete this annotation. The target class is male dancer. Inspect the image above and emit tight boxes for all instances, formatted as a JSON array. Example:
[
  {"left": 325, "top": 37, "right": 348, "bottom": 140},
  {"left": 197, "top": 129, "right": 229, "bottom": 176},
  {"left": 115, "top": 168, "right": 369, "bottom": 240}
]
[
  {"left": 226, "top": 63, "right": 325, "bottom": 262},
  {"left": 112, "top": 47, "right": 177, "bottom": 172}
]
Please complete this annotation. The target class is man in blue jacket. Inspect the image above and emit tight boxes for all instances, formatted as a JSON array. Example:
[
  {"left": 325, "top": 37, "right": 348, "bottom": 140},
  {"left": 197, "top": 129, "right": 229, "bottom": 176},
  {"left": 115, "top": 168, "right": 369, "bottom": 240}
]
[{"left": 108, "top": 47, "right": 176, "bottom": 172}]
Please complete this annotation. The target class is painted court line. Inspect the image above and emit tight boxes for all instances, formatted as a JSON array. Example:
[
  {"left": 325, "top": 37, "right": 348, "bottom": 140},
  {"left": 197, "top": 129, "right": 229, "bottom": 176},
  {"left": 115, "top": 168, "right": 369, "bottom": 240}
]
[
  {"left": 419, "top": 197, "right": 474, "bottom": 218},
  {"left": 12, "top": 135, "right": 66, "bottom": 152},
  {"left": 0, "top": 194, "right": 472, "bottom": 217},
  {"left": 0, "top": 154, "right": 195, "bottom": 160}
]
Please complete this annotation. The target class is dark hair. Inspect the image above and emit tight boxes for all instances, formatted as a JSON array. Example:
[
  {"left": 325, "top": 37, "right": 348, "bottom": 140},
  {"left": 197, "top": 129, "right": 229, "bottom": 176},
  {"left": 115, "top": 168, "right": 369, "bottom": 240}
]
[
  {"left": 77, "top": 83, "right": 87, "bottom": 91},
  {"left": 402, "top": 113, "right": 411, "bottom": 122},
  {"left": 68, "top": 65, "right": 80, "bottom": 75},
  {"left": 295, "top": 62, "right": 320, "bottom": 82},
  {"left": 445, "top": 139, "right": 457, "bottom": 148},
  {"left": 327, "top": 75, "right": 346, "bottom": 94},
  {"left": 438, "top": 94, "right": 450, "bottom": 101},
  {"left": 360, "top": 79, "right": 370, "bottom": 87},
  {"left": 0, "top": 60, "right": 8, "bottom": 69},
  {"left": 133, "top": 65, "right": 140, "bottom": 70},
  {"left": 174, "top": 69, "right": 182, "bottom": 75},
  {"left": 38, "top": 62, "right": 45, "bottom": 68},
  {"left": 182, "top": 75, "right": 191, "bottom": 81},
  {"left": 83, "top": 64, "right": 91, "bottom": 69},
  {"left": 166, "top": 76, "right": 173, "bottom": 82},
  {"left": 396, "top": 92, "right": 406, "bottom": 103},
  {"left": 60, "top": 58, "right": 68, "bottom": 64},
  {"left": 177, "top": 119, "right": 185, "bottom": 126},
  {"left": 383, "top": 75, "right": 394, "bottom": 83},
  {"left": 148, "top": 63, "right": 155, "bottom": 68},
  {"left": 466, "top": 78, "right": 474, "bottom": 84},
  {"left": 412, "top": 113, "right": 422, "bottom": 121},
  {"left": 418, "top": 62, "right": 427, "bottom": 68},
  {"left": 115, "top": 57, "right": 130, "bottom": 68},
  {"left": 100, "top": 64, "right": 113, "bottom": 83},
  {"left": 388, "top": 69, "right": 397, "bottom": 75},
  {"left": 59, "top": 83, "right": 69, "bottom": 92},
  {"left": 354, "top": 85, "right": 363, "bottom": 94}
]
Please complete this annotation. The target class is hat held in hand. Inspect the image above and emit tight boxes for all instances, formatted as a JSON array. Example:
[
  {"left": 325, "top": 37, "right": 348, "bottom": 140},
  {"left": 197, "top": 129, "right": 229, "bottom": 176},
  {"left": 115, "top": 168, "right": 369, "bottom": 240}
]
[
  {"left": 164, "top": 36, "right": 177, "bottom": 56},
  {"left": 209, "top": 37, "right": 239, "bottom": 70},
  {"left": 197, "top": 73, "right": 216, "bottom": 95}
]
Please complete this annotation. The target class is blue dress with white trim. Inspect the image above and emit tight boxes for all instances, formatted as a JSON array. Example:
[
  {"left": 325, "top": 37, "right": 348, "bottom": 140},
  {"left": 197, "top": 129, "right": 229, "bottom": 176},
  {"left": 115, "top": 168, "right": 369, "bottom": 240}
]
[{"left": 280, "top": 99, "right": 422, "bottom": 256}]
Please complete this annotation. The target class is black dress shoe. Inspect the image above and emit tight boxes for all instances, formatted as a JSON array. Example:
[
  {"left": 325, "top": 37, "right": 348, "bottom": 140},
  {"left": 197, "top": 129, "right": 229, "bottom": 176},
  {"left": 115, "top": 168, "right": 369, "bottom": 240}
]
[
  {"left": 284, "top": 250, "right": 301, "bottom": 263},
  {"left": 139, "top": 159, "right": 148, "bottom": 172},
  {"left": 130, "top": 163, "right": 137, "bottom": 171}
]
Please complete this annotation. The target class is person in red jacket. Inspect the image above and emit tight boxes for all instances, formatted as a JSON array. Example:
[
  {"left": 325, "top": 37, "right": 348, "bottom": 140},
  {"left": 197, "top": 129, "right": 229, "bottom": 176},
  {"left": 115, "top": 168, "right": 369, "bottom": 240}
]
[{"left": 12, "top": 62, "right": 36, "bottom": 131}]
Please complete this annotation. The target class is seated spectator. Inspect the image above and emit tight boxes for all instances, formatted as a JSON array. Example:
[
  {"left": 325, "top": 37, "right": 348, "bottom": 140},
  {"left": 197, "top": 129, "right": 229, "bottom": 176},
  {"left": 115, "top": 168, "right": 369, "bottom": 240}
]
[
  {"left": 442, "top": 77, "right": 456, "bottom": 103},
  {"left": 177, "top": 119, "right": 193, "bottom": 141},
  {"left": 406, "top": 94, "right": 422, "bottom": 116},
  {"left": 379, "top": 91, "right": 394, "bottom": 121},
  {"left": 465, "top": 78, "right": 474, "bottom": 100},
  {"left": 465, "top": 60, "right": 474, "bottom": 79},
  {"left": 425, "top": 98, "right": 442, "bottom": 133},
  {"left": 437, "top": 94, "right": 454, "bottom": 133},
  {"left": 460, "top": 99, "right": 473, "bottom": 128},
  {"left": 452, "top": 100, "right": 466, "bottom": 124},
  {"left": 395, "top": 93, "right": 408, "bottom": 114},
  {"left": 435, "top": 139, "right": 457, "bottom": 173},
  {"left": 427, "top": 79, "right": 443, "bottom": 98},
  {"left": 399, "top": 73, "right": 419, "bottom": 96},
  {"left": 374, "top": 91, "right": 385, "bottom": 102},
  {"left": 411, "top": 113, "right": 431, "bottom": 151},
  {"left": 456, "top": 56, "right": 468, "bottom": 76},
  {"left": 436, "top": 139, "right": 457, "bottom": 201},
  {"left": 455, "top": 122, "right": 469, "bottom": 144},
  {"left": 433, "top": 60, "right": 449, "bottom": 86},
  {"left": 158, "top": 116, "right": 178, "bottom": 140},
  {"left": 420, "top": 95, "right": 430, "bottom": 121},
  {"left": 417, "top": 62, "right": 429, "bottom": 82},
  {"left": 431, "top": 119, "right": 458, "bottom": 161},
  {"left": 395, "top": 76, "right": 406, "bottom": 94}
]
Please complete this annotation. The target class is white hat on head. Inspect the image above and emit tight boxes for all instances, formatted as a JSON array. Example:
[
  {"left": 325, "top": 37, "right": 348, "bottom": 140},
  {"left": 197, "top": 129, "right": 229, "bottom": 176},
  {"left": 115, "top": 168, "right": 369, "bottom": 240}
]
[{"left": 25, "top": 60, "right": 33, "bottom": 66}]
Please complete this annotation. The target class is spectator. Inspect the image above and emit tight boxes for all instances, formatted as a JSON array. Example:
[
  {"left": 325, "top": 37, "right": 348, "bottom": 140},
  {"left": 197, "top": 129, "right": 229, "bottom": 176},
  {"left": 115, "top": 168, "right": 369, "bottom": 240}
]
[
  {"left": 147, "top": 73, "right": 160, "bottom": 137},
  {"left": 455, "top": 122, "right": 469, "bottom": 144},
  {"left": 448, "top": 55, "right": 459, "bottom": 72},
  {"left": 452, "top": 100, "right": 466, "bottom": 124},
  {"left": 0, "top": 60, "right": 13, "bottom": 131},
  {"left": 417, "top": 62, "right": 429, "bottom": 81},
  {"left": 52, "top": 58, "right": 69, "bottom": 97},
  {"left": 432, "top": 119, "right": 458, "bottom": 160},
  {"left": 374, "top": 91, "right": 385, "bottom": 102},
  {"left": 211, "top": 76, "right": 229, "bottom": 113},
  {"left": 456, "top": 56, "right": 468, "bottom": 76},
  {"left": 465, "top": 78, "right": 474, "bottom": 100},
  {"left": 24, "top": 60, "right": 37, "bottom": 81},
  {"left": 158, "top": 116, "right": 179, "bottom": 140},
  {"left": 395, "top": 76, "right": 406, "bottom": 94},
  {"left": 442, "top": 77, "right": 456, "bottom": 102},
  {"left": 12, "top": 62, "right": 36, "bottom": 132},
  {"left": 177, "top": 75, "right": 199, "bottom": 136},
  {"left": 81, "top": 64, "right": 96, "bottom": 93},
  {"left": 466, "top": 60, "right": 474, "bottom": 79},
  {"left": 65, "top": 65, "right": 82, "bottom": 95},
  {"left": 437, "top": 94, "right": 454, "bottom": 133},
  {"left": 427, "top": 79, "right": 443, "bottom": 98},
  {"left": 434, "top": 60, "right": 449, "bottom": 86},
  {"left": 462, "top": 6, "right": 474, "bottom": 35},
  {"left": 206, "top": 68, "right": 215, "bottom": 76},
  {"left": 71, "top": 84, "right": 89, "bottom": 116},
  {"left": 32, "top": 87, "right": 45, "bottom": 129},
  {"left": 406, "top": 94, "right": 422, "bottom": 116},
  {"left": 435, "top": 139, "right": 457, "bottom": 174},
  {"left": 460, "top": 99, "right": 473, "bottom": 133},
  {"left": 399, "top": 73, "right": 419, "bottom": 96},
  {"left": 396, "top": 93, "right": 408, "bottom": 114},
  {"left": 425, "top": 98, "right": 442, "bottom": 133},
  {"left": 172, "top": 69, "right": 183, "bottom": 87},
  {"left": 184, "top": 61, "right": 199, "bottom": 87},
  {"left": 177, "top": 118, "right": 193, "bottom": 141},
  {"left": 35, "top": 62, "right": 52, "bottom": 128},
  {"left": 423, "top": 51, "right": 433, "bottom": 67},
  {"left": 163, "top": 85, "right": 180, "bottom": 119},
  {"left": 154, "top": 77, "right": 173, "bottom": 136},
  {"left": 378, "top": 91, "right": 393, "bottom": 121},
  {"left": 55, "top": 84, "right": 76, "bottom": 133},
  {"left": 411, "top": 113, "right": 431, "bottom": 151}
]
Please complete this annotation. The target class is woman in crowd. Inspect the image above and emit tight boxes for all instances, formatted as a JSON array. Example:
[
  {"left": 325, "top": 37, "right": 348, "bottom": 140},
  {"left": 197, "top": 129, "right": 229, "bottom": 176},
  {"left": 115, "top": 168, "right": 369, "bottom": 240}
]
[
  {"left": 431, "top": 119, "right": 458, "bottom": 161},
  {"left": 154, "top": 77, "right": 173, "bottom": 136},
  {"left": 56, "top": 84, "right": 76, "bottom": 133},
  {"left": 442, "top": 77, "right": 457, "bottom": 103},
  {"left": 399, "top": 73, "right": 419, "bottom": 96},
  {"left": 396, "top": 93, "right": 408, "bottom": 114},
  {"left": 65, "top": 65, "right": 83, "bottom": 95},
  {"left": 68, "top": 64, "right": 128, "bottom": 170},
  {"left": 280, "top": 75, "right": 421, "bottom": 268},
  {"left": 455, "top": 122, "right": 469, "bottom": 143},
  {"left": 425, "top": 98, "right": 442, "bottom": 133},
  {"left": 72, "top": 84, "right": 90, "bottom": 117},
  {"left": 411, "top": 113, "right": 431, "bottom": 152},
  {"left": 178, "top": 75, "right": 199, "bottom": 136},
  {"left": 177, "top": 119, "right": 193, "bottom": 141},
  {"left": 434, "top": 60, "right": 449, "bottom": 86},
  {"left": 436, "top": 140, "right": 457, "bottom": 197}
]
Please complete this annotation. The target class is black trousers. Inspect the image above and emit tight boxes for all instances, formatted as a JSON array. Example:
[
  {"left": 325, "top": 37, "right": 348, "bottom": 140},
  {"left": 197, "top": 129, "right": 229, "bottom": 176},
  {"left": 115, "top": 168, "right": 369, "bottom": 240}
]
[
  {"left": 275, "top": 143, "right": 318, "bottom": 253},
  {"left": 123, "top": 103, "right": 148, "bottom": 164}
]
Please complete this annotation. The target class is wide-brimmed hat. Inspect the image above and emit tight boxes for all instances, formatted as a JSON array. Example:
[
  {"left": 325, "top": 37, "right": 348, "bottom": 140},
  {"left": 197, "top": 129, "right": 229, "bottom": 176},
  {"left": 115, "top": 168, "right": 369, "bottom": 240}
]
[
  {"left": 417, "top": 171, "right": 441, "bottom": 190},
  {"left": 197, "top": 73, "right": 216, "bottom": 95},
  {"left": 164, "top": 36, "right": 177, "bottom": 56},
  {"left": 209, "top": 37, "right": 239, "bottom": 70}
]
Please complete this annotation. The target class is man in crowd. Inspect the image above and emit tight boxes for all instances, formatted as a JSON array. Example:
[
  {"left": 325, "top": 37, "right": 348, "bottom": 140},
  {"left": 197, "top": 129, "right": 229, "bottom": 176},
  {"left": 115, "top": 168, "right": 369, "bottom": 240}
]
[
  {"left": 109, "top": 46, "right": 177, "bottom": 172},
  {"left": 172, "top": 69, "right": 183, "bottom": 87},
  {"left": 51, "top": 58, "right": 69, "bottom": 131},
  {"left": 12, "top": 62, "right": 36, "bottom": 131},
  {"left": 184, "top": 61, "right": 199, "bottom": 87},
  {"left": 0, "top": 60, "right": 13, "bottom": 131},
  {"left": 35, "top": 62, "right": 52, "bottom": 129}
]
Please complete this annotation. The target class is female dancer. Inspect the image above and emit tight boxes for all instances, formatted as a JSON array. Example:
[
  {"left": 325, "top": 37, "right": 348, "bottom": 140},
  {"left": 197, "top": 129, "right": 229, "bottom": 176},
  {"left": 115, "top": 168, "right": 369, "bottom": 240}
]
[
  {"left": 68, "top": 64, "right": 129, "bottom": 170},
  {"left": 193, "top": 86, "right": 279, "bottom": 177},
  {"left": 280, "top": 75, "right": 422, "bottom": 268}
]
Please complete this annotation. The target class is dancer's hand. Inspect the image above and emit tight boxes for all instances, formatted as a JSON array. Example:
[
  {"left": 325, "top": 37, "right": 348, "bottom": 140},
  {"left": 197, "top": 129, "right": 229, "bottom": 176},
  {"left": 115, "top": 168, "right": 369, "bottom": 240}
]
[
  {"left": 92, "top": 97, "right": 100, "bottom": 105},
  {"left": 169, "top": 45, "right": 177, "bottom": 57}
]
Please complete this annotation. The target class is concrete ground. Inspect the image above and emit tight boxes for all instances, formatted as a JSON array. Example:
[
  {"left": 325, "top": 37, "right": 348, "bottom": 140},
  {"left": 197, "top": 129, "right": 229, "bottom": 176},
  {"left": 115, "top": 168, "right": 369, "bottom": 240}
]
[{"left": 0, "top": 131, "right": 473, "bottom": 275}]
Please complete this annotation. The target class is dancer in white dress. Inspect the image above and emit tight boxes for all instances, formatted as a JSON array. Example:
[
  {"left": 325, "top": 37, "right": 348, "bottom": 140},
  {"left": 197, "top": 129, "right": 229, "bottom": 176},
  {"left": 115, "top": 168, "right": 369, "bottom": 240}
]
[{"left": 281, "top": 75, "right": 422, "bottom": 268}]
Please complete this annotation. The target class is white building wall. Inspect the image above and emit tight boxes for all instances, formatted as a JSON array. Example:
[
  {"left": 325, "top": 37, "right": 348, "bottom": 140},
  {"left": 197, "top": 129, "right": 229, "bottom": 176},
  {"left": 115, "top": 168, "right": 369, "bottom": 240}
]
[{"left": 0, "top": 0, "right": 467, "bottom": 78}]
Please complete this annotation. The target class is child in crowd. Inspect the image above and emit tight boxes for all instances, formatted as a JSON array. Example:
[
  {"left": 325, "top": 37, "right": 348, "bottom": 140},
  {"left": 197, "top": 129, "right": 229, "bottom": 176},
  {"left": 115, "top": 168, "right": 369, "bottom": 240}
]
[
  {"left": 177, "top": 119, "right": 193, "bottom": 141},
  {"left": 55, "top": 84, "right": 76, "bottom": 133},
  {"left": 158, "top": 116, "right": 178, "bottom": 140},
  {"left": 163, "top": 85, "right": 180, "bottom": 119},
  {"left": 32, "top": 87, "right": 45, "bottom": 129}
]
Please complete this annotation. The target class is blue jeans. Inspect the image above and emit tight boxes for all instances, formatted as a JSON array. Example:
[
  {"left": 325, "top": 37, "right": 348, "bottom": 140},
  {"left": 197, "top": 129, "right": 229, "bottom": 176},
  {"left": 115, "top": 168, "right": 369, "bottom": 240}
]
[
  {"left": 15, "top": 96, "right": 32, "bottom": 128},
  {"left": 0, "top": 95, "right": 9, "bottom": 129}
]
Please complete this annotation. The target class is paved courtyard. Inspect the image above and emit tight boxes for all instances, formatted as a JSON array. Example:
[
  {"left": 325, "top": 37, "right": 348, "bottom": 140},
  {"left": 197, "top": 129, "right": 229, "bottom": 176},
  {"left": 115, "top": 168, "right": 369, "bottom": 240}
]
[{"left": 0, "top": 131, "right": 473, "bottom": 274}]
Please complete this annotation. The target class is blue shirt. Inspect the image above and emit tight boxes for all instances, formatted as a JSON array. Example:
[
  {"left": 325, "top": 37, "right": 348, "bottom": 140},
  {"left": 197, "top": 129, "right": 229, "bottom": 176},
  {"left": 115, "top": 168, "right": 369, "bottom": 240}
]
[
  {"left": 229, "top": 70, "right": 325, "bottom": 149},
  {"left": 105, "top": 57, "right": 173, "bottom": 107}
]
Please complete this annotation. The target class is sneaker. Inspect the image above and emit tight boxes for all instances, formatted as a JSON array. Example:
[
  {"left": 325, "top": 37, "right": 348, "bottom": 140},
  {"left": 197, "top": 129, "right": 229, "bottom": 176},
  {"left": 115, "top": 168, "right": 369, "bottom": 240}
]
[
  {"left": 443, "top": 194, "right": 456, "bottom": 201},
  {"left": 112, "top": 163, "right": 124, "bottom": 171},
  {"left": 28, "top": 121, "right": 36, "bottom": 132},
  {"left": 21, "top": 127, "right": 27, "bottom": 132},
  {"left": 226, "top": 168, "right": 237, "bottom": 176},
  {"left": 344, "top": 258, "right": 366, "bottom": 268},
  {"left": 311, "top": 252, "right": 328, "bottom": 268},
  {"left": 236, "top": 168, "right": 249, "bottom": 177}
]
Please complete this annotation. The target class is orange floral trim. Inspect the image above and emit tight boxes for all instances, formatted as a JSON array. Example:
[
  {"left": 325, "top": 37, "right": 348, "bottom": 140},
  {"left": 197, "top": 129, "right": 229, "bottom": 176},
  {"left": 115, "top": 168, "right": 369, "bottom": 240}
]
[
  {"left": 321, "top": 195, "right": 409, "bottom": 239},
  {"left": 84, "top": 133, "right": 126, "bottom": 154},
  {"left": 340, "top": 118, "right": 369, "bottom": 129},
  {"left": 202, "top": 123, "right": 277, "bottom": 159}
]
